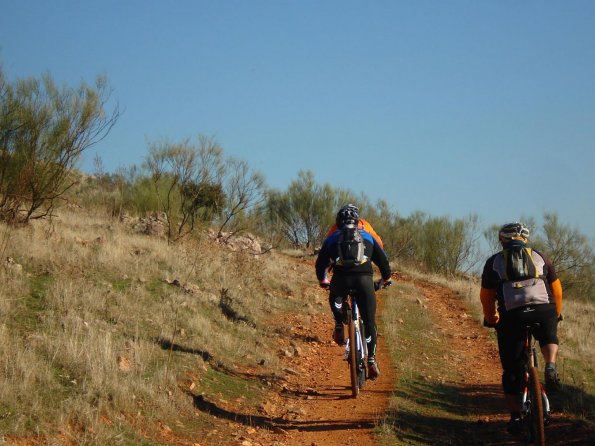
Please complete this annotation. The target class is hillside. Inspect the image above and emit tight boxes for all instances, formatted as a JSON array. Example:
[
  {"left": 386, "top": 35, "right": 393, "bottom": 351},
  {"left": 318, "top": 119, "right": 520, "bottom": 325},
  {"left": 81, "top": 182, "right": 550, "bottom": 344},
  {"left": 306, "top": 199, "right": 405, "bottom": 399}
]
[{"left": 1, "top": 210, "right": 593, "bottom": 445}]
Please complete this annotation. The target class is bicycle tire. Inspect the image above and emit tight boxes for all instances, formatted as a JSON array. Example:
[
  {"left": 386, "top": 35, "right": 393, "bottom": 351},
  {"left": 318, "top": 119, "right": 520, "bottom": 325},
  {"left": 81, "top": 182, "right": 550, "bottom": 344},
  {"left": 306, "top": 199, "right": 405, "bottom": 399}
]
[
  {"left": 528, "top": 366, "right": 545, "bottom": 446},
  {"left": 348, "top": 318, "right": 358, "bottom": 398},
  {"left": 356, "top": 319, "right": 367, "bottom": 388}
]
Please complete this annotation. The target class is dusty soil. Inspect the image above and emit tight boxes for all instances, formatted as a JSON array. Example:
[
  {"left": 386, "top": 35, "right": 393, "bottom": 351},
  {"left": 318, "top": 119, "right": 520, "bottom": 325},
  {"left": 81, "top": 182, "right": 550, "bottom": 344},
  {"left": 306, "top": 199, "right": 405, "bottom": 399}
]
[
  {"left": 235, "top": 271, "right": 593, "bottom": 446},
  {"left": 247, "top": 290, "right": 396, "bottom": 446}
]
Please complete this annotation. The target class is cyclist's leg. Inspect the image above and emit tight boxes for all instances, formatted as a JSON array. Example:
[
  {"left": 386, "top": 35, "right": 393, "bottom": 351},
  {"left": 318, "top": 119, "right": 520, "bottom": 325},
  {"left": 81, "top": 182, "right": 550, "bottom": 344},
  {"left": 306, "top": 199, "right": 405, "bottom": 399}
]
[
  {"left": 353, "top": 276, "right": 377, "bottom": 357},
  {"left": 496, "top": 311, "right": 526, "bottom": 425},
  {"left": 328, "top": 284, "right": 344, "bottom": 325},
  {"left": 532, "top": 304, "right": 560, "bottom": 389},
  {"left": 329, "top": 278, "right": 348, "bottom": 344}
]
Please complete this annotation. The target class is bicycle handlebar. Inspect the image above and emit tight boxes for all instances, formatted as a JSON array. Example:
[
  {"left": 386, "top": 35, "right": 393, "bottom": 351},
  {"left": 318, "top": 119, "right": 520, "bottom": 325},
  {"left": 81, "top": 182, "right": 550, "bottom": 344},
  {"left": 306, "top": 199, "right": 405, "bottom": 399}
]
[
  {"left": 320, "top": 279, "right": 392, "bottom": 292},
  {"left": 374, "top": 279, "right": 392, "bottom": 291},
  {"left": 483, "top": 319, "right": 497, "bottom": 328}
]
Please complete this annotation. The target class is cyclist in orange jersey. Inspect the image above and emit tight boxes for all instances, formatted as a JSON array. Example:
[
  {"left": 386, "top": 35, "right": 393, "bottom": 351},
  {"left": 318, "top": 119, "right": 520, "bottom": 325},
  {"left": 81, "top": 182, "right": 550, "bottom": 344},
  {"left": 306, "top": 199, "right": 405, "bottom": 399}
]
[{"left": 325, "top": 205, "right": 384, "bottom": 248}]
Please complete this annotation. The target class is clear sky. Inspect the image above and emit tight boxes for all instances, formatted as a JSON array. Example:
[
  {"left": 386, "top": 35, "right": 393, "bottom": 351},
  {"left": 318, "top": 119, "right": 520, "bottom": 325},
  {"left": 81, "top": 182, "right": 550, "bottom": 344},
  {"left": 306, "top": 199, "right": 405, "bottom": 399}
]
[{"left": 1, "top": 1, "right": 594, "bottom": 239}]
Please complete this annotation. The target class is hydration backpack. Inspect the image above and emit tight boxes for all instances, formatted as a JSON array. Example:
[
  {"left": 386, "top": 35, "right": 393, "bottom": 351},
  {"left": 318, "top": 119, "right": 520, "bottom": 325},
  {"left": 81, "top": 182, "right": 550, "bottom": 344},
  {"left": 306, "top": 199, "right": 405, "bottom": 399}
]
[
  {"left": 502, "top": 246, "right": 539, "bottom": 281},
  {"left": 336, "top": 225, "right": 366, "bottom": 267},
  {"left": 497, "top": 246, "right": 549, "bottom": 311}
]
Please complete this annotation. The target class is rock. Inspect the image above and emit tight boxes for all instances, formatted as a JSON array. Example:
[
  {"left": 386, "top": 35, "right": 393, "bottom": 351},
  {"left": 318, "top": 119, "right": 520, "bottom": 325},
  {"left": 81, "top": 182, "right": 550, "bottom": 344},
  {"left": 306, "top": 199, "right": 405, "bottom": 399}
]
[
  {"left": 209, "top": 230, "right": 263, "bottom": 254},
  {"left": 117, "top": 355, "right": 133, "bottom": 372},
  {"left": 132, "top": 213, "right": 168, "bottom": 237},
  {"left": 260, "top": 401, "right": 277, "bottom": 415},
  {"left": 4, "top": 257, "right": 23, "bottom": 274}
]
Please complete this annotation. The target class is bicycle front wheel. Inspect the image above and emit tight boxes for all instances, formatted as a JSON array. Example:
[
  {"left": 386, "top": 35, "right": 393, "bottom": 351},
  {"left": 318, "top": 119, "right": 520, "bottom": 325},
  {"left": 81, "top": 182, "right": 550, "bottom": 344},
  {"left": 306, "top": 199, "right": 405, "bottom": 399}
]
[
  {"left": 348, "top": 319, "right": 358, "bottom": 398},
  {"left": 356, "top": 319, "right": 367, "bottom": 389},
  {"left": 528, "top": 366, "right": 545, "bottom": 446}
]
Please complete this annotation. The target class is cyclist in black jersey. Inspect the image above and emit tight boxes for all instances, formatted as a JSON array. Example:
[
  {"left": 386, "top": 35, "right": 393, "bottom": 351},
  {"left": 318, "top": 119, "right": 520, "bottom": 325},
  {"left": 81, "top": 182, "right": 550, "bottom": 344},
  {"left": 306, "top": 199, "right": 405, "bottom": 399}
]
[
  {"left": 315, "top": 205, "right": 391, "bottom": 379},
  {"left": 480, "top": 222, "right": 563, "bottom": 435}
]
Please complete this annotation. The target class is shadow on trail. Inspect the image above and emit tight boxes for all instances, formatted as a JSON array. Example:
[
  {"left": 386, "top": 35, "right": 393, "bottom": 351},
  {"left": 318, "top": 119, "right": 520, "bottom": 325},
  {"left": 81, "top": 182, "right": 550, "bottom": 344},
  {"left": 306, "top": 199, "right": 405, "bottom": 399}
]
[
  {"left": 391, "top": 380, "right": 505, "bottom": 417},
  {"left": 551, "top": 381, "right": 595, "bottom": 421},
  {"left": 282, "top": 382, "right": 394, "bottom": 402},
  {"left": 155, "top": 336, "right": 212, "bottom": 361},
  {"left": 188, "top": 392, "right": 375, "bottom": 433},
  {"left": 156, "top": 337, "right": 285, "bottom": 385},
  {"left": 385, "top": 379, "right": 594, "bottom": 445}
]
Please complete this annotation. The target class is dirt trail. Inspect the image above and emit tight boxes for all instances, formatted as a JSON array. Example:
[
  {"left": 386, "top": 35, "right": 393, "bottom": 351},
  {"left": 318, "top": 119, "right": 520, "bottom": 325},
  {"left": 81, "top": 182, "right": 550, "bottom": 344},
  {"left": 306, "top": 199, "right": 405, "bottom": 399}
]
[
  {"left": 397, "top": 273, "right": 592, "bottom": 445},
  {"left": 242, "top": 289, "right": 394, "bottom": 446},
  {"left": 245, "top": 271, "right": 592, "bottom": 446},
  {"left": 249, "top": 273, "right": 501, "bottom": 446}
]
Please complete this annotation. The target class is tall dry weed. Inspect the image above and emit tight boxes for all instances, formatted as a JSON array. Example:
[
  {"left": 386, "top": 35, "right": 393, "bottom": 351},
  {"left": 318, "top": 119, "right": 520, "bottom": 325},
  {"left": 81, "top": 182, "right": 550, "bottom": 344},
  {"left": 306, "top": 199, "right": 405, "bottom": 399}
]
[{"left": 0, "top": 209, "right": 316, "bottom": 440}]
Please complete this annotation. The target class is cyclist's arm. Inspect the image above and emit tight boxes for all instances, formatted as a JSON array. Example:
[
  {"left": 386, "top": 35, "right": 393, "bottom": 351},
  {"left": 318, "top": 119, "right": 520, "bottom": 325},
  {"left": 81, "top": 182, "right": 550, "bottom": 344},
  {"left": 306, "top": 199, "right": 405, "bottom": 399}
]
[
  {"left": 480, "top": 287, "right": 499, "bottom": 325},
  {"left": 480, "top": 256, "right": 499, "bottom": 325},
  {"left": 550, "top": 278, "right": 563, "bottom": 317},
  {"left": 315, "top": 241, "right": 332, "bottom": 282},
  {"left": 370, "top": 239, "right": 391, "bottom": 280},
  {"left": 536, "top": 248, "right": 564, "bottom": 317}
]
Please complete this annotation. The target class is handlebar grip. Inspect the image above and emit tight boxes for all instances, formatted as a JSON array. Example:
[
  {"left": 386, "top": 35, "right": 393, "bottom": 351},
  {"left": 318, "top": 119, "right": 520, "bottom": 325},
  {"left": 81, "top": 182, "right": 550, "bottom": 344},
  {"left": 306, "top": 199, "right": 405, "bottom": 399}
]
[
  {"left": 374, "top": 279, "right": 392, "bottom": 291},
  {"left": 483, "top": 319, "right": 497, "bottom": 328}
]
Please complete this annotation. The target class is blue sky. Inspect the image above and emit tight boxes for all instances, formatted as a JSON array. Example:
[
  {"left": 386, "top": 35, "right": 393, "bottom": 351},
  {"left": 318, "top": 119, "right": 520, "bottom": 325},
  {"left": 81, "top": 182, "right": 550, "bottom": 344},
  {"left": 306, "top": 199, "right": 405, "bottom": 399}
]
[{"left": 1, "top": 1, "right": 594, "bottom": 239}]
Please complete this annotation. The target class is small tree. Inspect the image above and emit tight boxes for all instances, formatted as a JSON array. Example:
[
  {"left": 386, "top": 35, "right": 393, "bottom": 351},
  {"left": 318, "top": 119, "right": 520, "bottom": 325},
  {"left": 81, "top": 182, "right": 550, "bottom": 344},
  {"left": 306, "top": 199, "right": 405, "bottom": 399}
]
[
  {"left": 366, "top": 205, "right": 422, "bottom": 266},
  {"left": 418, "top": 214, "right": 481, "bottom": 276},
  {"left": 265, "top": 171, "right": 336, "bottom": 250},
  {"left": 532, "top": 213, "right": 594, "bottom": 301},
  {"left": 216, "top": 157, "right": 266, "bottom": 237},
  {"left": 0, "top": 68, "right": 119, "bottom": 224},
  {"left": 144, "top": 136, "right": 225, "bottom": 241}
]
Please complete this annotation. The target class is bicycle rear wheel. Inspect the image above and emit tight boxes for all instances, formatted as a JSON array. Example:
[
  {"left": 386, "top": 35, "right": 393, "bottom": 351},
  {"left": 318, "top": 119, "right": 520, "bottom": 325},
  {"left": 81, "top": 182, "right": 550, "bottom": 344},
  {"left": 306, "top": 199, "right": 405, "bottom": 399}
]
[
  {"left": 348, "top": 319, "right": 358, "bottom": 398},
  {"left": 527, "top": 366, "right": 545, "bottom": 446}
]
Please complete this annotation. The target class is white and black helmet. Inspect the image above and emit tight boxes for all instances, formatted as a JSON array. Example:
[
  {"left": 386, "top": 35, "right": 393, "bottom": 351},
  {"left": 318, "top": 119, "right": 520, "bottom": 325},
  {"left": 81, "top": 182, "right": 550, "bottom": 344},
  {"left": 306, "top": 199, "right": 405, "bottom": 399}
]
[
  {"left": 336, "top": 203, "right": 360, "bottom": 227},
  {"left": 498, "top": 222, "right": 530, "bottom": 241}
]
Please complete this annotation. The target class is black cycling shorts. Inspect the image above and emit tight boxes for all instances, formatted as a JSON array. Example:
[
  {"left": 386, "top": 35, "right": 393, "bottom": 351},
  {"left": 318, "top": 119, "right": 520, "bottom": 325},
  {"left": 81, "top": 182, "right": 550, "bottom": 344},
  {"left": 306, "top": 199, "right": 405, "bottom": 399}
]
[{"left": 496, "top": 304, "right": 558, "bottom": 373}]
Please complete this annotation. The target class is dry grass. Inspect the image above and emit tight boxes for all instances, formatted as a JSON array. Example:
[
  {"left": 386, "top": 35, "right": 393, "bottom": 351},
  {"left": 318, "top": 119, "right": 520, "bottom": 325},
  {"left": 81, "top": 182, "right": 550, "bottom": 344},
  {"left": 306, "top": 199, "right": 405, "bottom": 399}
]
[
  {"left": 378, "top": 281, "right": 468, "bottom": 445},
  {"left": 400, "top": 265, "right": 594, "bottom": 412},
  {"left": 0, "top": 209, "right": 320, "bottom": 443}
]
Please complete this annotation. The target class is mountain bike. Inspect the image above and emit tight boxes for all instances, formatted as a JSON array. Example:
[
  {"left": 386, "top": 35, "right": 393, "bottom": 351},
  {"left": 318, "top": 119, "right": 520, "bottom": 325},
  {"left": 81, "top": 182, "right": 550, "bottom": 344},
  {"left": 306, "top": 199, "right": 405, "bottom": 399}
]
[
  {"left": 521, "top": 323, "right": 550, "bottom": 446},
  {"left": 341, "top": 279, "right": 391, "bottom": 398},
  {"left": 483, "top": 320, "right": 551, "bottom": 445}
]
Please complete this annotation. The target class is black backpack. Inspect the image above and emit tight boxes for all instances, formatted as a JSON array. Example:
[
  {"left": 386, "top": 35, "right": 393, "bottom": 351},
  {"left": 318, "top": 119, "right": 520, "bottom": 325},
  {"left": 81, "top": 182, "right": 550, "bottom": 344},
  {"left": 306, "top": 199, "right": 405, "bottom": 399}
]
[{"left": 336, "top": 225, "right": 366, "bottom": 267}]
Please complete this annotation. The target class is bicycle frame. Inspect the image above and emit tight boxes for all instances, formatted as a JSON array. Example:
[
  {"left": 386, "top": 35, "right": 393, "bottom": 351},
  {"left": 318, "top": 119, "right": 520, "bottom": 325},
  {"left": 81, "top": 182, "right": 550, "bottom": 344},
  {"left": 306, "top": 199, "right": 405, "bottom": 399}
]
[
  {"left": 521, "top": 326, "right": 550, "bottom": 445},
  {"left": 342, "top": 291, "right": 367, "bottom": 397}
]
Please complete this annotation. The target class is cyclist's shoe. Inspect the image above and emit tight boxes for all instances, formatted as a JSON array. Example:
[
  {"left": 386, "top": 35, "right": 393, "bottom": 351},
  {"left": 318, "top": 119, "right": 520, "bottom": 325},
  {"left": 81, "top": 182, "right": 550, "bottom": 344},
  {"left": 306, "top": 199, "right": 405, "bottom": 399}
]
[
  {"left": 544, "top": 411, "right": 552, "bottom": 426},
  {"left": 545, "top": 364, "right": 561, "bottom": 392},
  {"left": 332, "top": 324, "right": 345, "bottom": 345},
  {"left": 506, "top": 415, "right": 523, "bottom": 436},
  {"left": 367, "top": 357, "right": 380, "bottom": 380}
]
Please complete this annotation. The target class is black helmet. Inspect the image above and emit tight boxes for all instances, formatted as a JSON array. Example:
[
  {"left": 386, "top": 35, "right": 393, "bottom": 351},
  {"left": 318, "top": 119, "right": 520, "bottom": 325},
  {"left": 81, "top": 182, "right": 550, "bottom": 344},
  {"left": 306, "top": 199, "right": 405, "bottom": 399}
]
[
  {"left": 336, "top": 203, "right": 359, "bottom": 228},
  {"left": 499, "top": 222, "right": 530, "bottom": 242}
]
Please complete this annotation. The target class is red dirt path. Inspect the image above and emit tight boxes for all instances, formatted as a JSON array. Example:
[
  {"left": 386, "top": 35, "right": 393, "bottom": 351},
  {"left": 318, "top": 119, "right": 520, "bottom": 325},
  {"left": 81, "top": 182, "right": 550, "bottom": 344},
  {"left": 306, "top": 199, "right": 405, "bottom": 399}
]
[{"left": 243, "top": 271, "right": 593, "bottom": 446}]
